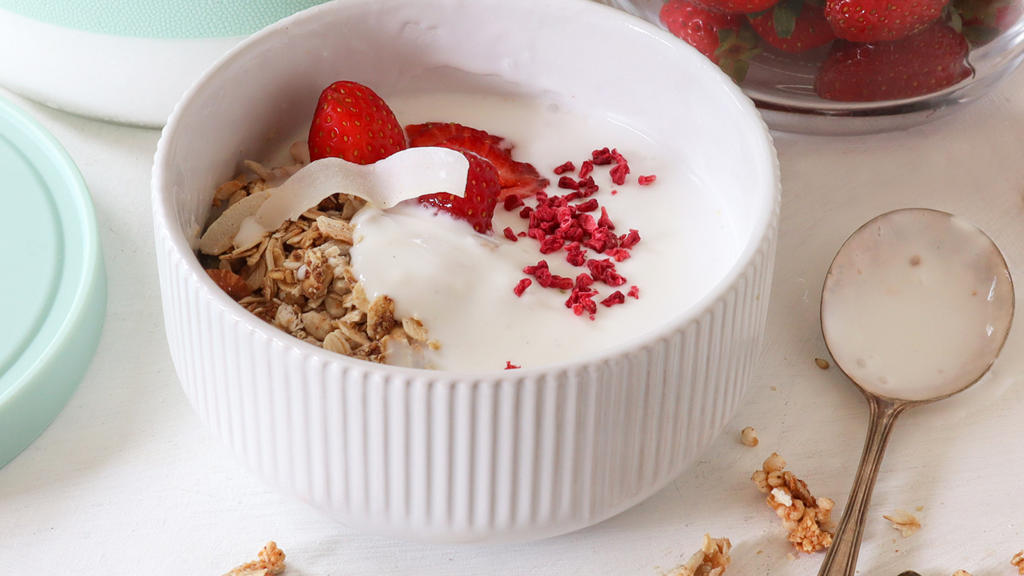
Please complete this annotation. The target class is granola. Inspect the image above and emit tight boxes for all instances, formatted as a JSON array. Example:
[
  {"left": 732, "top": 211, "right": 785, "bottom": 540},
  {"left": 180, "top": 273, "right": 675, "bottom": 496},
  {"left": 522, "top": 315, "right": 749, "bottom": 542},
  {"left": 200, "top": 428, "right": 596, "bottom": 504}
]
[
  {"left": 883, "top": 509, "right": 921, "bottom": 537},
  {"left": 1013, "top": 550, "right": 1024, "bottom": 574},
  {"left": 201, "top": 155, "right": 436, "bottom": 366},
  {"left": 751, "top": 452, "right": 836, "bottom": 553},
  {"left": 666, "top": 534, "right": 732, "bottom": 576},
  {"left": 223, "top": 541, "right": 285, "bottom": 576},
  {"left": 740, "top": 426, "right": 758, "bottom": 447}
]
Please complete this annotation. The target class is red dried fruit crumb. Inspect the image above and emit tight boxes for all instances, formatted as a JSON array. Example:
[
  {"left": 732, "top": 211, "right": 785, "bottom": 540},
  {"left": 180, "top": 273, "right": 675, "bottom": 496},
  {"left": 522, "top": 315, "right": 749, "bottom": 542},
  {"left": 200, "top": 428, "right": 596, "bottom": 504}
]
[
  {"left": 574, "top": 198, "right": 599, "bottom": 212},
  {"left": 607, "top": 248, "right": 631, "bottom": 262},
  {"left": 540, "top": 236, "right": 565, "bottom": 254},
  {"left": 553, "top": 161, "right": 575, "bottom": 175},
  {"left": 601, "top": 291, "right": 626, "bottom": 307},
  {"left": 620, "top": 229, "right": 641, "bottom": 249},
  {"left": 592, "top": 147, "right": 614, "bottom": 165},
  {"left": 558, "top": 176, "right": 579, "bottom": 190},
  {"left": 638, "top": 175, "right": 657, "bottom": 185},
  {"left": 504, "top": 227, "right": 519, "bottom": 242},
  {"left": 513, "top": 278, "right": 532, "bottom": 297},
  {"left": 610, "top": 162, "right": 630, "bottom": 186},
  {"left": 579, "top": 160, "right": 594, "bottom": 179},
  {"left": 628, "top": 285, "right": 640, "bottom": 299},
  {"left": 505, "top": 361, "right": 521, "bottom": 369},
  {"left": 611, "top": 189, "right": 618, "bottom": 195},
  {"left": 504, "top": 195, "right": 525, "bottom": 211}
]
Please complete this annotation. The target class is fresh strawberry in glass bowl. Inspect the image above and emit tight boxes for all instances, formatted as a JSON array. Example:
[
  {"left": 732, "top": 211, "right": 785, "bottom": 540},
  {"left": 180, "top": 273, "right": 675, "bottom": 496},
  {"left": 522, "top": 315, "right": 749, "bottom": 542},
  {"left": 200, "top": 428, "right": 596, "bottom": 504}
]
[{"left": 595, "top": 0, "right": 1024, "bottom": 133}]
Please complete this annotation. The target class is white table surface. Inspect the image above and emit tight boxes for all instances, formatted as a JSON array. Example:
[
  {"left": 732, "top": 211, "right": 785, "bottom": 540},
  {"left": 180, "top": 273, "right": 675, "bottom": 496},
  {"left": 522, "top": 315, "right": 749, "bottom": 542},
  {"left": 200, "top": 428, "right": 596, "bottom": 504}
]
[{"left": 5, "top": 64, "right": 1024, "bottom": 576}]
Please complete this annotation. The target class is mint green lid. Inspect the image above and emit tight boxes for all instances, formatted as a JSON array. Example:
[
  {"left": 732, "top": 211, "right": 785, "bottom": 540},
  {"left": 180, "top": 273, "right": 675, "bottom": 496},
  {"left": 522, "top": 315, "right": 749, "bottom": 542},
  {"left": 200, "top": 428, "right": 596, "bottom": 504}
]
[
  {"left": 0, "top": 0, "right": 331, "bottom": 38},
  {"left": 0, "top": 95, "right": 106, "bottom": 469}
]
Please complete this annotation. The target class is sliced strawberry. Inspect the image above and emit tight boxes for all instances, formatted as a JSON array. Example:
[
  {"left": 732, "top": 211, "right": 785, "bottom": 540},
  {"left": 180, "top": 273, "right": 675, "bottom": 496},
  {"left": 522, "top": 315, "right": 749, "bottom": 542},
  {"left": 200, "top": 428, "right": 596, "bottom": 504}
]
[
  {"left": 660, "top": 0, "right": 762, "bottom": 82},
  {"left": 825, "top": 0, "right": 947, "bottom": 41},
  {"left": 308, "top": 81, "right": 407, "bottom": 164},
  {"left": 815, "top": 22, "right": 971, "bottom": 101},
  {"left": 417, "top": 148, "right": 500, "bottom": 233},
  {"left": 405, "top": 122, "right": 506, "bottom": 150},
  {"left": 749, "top": 0, "right": 836, "bottom": 52},
  {"left": 410, "top": 132, "right": 548, "bottom": 201}
]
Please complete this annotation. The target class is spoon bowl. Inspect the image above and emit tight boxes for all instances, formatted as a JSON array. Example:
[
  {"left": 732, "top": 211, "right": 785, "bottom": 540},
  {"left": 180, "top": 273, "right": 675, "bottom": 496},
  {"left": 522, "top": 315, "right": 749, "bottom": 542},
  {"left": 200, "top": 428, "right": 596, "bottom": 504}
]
[{"left": 817, "top": 208, "right": 1014, "bottom": 575}]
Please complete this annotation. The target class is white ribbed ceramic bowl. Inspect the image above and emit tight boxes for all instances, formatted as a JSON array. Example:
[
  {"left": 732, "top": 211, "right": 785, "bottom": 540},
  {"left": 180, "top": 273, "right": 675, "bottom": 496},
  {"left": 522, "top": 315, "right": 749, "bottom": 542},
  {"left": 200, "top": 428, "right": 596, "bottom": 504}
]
[{"left": 152, "top": 0, "right": 780, "bottom": 544}]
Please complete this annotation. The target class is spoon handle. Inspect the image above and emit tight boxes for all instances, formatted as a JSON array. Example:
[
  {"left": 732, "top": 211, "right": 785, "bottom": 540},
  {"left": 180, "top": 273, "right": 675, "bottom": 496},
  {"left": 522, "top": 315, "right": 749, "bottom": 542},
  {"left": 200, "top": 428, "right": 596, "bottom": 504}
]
[{"left": 817, "top": 395, "right": 909, "bottom": 576}]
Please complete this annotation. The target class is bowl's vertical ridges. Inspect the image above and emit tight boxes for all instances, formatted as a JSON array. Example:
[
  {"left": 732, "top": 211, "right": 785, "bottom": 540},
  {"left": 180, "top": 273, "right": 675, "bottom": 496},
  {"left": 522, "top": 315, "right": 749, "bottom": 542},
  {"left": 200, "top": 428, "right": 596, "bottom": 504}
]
[{"left": 154, "top": 187, "right": 779, "bottom": 542}]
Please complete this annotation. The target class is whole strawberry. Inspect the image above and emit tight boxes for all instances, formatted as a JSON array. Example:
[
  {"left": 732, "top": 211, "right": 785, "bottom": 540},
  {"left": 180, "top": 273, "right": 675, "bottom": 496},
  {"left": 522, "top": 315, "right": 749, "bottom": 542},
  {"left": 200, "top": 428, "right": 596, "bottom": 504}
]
[
  {"left": 660, "top": 0, "right": 762, "bottom": 81},
  {"left": 417, "top": 148, "right": 500, "bottom": 234},
  {"left": 749, "top": 0, "right": 836, "bottom": 52},
  {"left": 815, "top": 23, "right": 971, "bottom": 101},
  {"left": 308, "top": 81, "right": 407, "bottom": 164},
  {"left": 824, "top": 0, "right": 947, "bottom": 41}
]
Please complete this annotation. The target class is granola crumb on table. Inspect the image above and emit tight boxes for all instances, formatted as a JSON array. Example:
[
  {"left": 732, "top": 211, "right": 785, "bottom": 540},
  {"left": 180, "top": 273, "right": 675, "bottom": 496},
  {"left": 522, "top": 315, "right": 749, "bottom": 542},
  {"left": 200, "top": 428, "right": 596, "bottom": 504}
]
[
  {"left": 223, "top": 541, "right": 286, "bottom": 576},
  {"left": 740, "top": 426, "right": 758, "bottom": 447},
  {"left": 751, "top": 452, "right": 836, "bottom": 553},
  {"left": 1012, "top": 550, "right": 1024, "bottom": 574},
  {"left": 202, "top": 157, "right": 436, "bottom": 366},
  {"left": 883, "top": 509, "right": 921, "bottom": 537},
  {"left": 666, "top": 534, "right": 732, "bottom": 576}
]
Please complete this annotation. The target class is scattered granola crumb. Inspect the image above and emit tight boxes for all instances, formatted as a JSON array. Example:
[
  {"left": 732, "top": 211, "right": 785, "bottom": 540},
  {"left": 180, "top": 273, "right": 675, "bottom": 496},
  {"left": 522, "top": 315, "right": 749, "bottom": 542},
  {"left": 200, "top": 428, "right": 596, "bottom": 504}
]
[
  {"left": 883, "top": 509, "right": 921, "bottom": 537},
  {"left": 786, "top": 553, "right": 796, "bottom": 561},
  {"left": 223, "top": 541, "right": 286, "bottom": 576},
  {"left": 751, "top": 453, "right": 835, "bottom": 553},
  {"left": 814, "top": 358, "right": 829, "bottom": 369},
  {"left": 740, "top": 426, "right": 759, "bottom": 447},
  {"left": 1012, "top": 550, "right": 1024, "bottom": 574},
  {"left": 665, "top": 534, "right": 732, "bottom": 576},
  {"left": 915, "top": 505, "right": 924, "bottom": 512},
  {"left": 953, "top": 570, "right": 973, "bottom": 576}
]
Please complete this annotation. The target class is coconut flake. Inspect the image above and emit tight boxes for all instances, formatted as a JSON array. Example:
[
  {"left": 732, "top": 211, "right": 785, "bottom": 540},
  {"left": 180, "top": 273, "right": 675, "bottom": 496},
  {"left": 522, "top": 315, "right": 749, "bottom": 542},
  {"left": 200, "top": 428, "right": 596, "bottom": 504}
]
[
  {"left": 233, "top": 147, "right": 469, "bottom": 250},
  {"left": 199, "top": 189, "right": 271, "bottom": 255}
]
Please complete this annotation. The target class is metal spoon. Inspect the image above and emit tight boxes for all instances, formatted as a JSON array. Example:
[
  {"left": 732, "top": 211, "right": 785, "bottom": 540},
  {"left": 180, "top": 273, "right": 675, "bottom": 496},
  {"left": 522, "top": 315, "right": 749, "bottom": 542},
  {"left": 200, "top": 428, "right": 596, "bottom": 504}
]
[{"left": 817, "top": 208, "right": 1014, "bottom": 576}]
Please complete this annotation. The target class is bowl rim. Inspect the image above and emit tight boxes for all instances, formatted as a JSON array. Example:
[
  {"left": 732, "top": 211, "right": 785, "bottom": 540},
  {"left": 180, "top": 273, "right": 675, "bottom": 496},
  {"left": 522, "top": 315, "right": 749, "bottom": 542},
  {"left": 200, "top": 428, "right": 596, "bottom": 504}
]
[{"left": 152, "top": 0, "right": 781, "bottom": 378}]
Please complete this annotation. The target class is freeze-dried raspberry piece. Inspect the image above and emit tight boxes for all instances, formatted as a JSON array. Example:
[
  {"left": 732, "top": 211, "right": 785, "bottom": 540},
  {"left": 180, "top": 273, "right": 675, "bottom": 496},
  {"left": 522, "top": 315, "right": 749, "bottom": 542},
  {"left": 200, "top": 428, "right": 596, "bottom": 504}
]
[
  {"left": 628, "top": 285, "right": 640, "bottom": 299},
  {"left": 504, "top": 227, "right": 519, "bottom": 242},
  {"left": 601, "top": 291, "right": 626, "bottom": 307},
  {"left": 505, "top": 361, "right": 521, "bottom": 369},
  {"left": 574, "top": 198, "right": 599, "bottom": 212},
  {"left": 540, "top": 236, "right": 565, "bottom": 254},
  {"left": 504, "top": 195, "right": 525, "bottom": 211},
  {"left": 513, "top": 278, "right": 532, "bottom": 297},
  {"left": 620, "top": 229, "right": 641, "bottom": 249},
  {"left": 579, "top": 160, "right": 594, "bottom": 179},
  {"left": 553, "top": 161, "right": 575, "bottom": 175},
  {"left": 638, "top": 175, "right": 656, "bottom": 185},
  {"left": 592, "top": 147, "right": 614, "bottom": 165},
  {"left": 610, "top": 162, "right": 630, "bottom": 186},
  {"left": 558, "top": 176, "right": 579, "bottom": 190}
]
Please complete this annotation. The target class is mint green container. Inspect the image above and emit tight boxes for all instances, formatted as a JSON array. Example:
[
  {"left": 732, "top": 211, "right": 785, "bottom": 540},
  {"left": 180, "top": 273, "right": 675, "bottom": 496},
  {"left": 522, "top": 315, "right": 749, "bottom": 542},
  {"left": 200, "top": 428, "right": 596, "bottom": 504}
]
[
  {"left": 0, "top": 94, "right": 107, "bottom": 468},
  {"left": 0, "top": 0, "right": 331, "bottom": 127}
]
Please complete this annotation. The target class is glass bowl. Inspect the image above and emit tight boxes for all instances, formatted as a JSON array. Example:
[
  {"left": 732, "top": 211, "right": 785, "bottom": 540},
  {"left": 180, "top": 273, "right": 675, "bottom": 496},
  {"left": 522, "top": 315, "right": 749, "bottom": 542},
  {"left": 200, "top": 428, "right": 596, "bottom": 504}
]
[{"left": 600, "top": 0, "right": 1024, "bottom": 134}]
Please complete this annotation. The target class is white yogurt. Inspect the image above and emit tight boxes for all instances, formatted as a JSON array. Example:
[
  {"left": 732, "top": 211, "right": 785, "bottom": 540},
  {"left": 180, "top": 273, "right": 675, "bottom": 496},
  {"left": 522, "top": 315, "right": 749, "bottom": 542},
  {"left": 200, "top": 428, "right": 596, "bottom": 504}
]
[
  {"left": 349, "top": 92, "right": 741, "bottom": 371},
  {"left": 821, "top": 209, "right": 1013, "bottom": 401}
]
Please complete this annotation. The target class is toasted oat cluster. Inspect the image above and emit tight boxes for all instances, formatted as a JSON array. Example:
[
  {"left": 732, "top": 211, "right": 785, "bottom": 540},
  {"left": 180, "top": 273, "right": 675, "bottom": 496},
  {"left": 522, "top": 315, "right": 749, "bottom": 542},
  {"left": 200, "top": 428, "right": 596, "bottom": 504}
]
[
  {"left": 752, "top": 452, "right": 836, "bottom": 553},
  {"left": 1012, "top": 550, "right": 1024, "bottom": 574},
  {"left": 667, "top": 534, "right": 732, "bottom": 576},
  {"left": 223, "top": 541, "right": 286, "bottom": 576},
  {"left": 883, "top": 509, "right": 921, "bottom": 537},
  {"left": 201, "top": 155, "right": 438, "bottom": 366}
]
